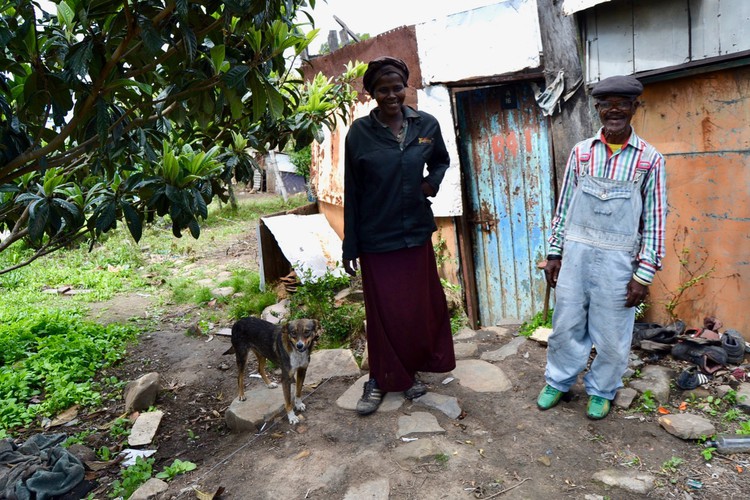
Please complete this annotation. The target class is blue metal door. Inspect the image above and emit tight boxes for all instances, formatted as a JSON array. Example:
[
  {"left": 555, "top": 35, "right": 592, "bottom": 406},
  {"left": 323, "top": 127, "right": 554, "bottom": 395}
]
[{"left": 455, "top": 83, "right": 554, "bottom": 326}]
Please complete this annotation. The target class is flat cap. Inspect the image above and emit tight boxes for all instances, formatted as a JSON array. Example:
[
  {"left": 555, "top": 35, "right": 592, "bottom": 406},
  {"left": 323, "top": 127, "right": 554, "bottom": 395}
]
[{"left": 591, "top": 75, "right": 643, "bottom": 97}]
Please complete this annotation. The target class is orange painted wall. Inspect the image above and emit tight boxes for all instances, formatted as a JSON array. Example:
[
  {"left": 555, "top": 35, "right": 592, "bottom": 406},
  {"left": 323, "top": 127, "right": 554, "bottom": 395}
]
[{"left": 633, "top": 67, "right": 750, "bottom": 339}]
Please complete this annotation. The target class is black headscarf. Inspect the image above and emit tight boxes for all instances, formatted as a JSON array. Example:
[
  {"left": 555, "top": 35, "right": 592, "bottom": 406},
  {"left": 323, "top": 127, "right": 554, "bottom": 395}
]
[{"left": 362, "top": 56, "right": 409, "bottom": 94}]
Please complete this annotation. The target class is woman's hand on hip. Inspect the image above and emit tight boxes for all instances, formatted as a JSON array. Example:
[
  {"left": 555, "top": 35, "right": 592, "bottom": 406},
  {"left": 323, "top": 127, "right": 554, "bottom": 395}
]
[{"left": 344, "top": 259, "right": 359, "bottom": 276}]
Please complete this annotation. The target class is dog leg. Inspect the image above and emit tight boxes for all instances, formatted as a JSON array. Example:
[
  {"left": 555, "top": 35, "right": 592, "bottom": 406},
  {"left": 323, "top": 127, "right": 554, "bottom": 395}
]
[
  {"left": 256, "top": 354, "right": 278, "bottom": 389},
  {"left": 294, "top": 368, "right": 307, "bottom": 412},
  {"left": 235, "top": 347, "right": 249, "bottom": 402},
  {"left": 281, "top": 377, "right": 299, "bottom": 425}
]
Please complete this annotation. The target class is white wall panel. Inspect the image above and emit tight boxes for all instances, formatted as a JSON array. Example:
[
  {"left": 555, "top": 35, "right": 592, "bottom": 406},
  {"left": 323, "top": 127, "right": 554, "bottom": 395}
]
[{"left": 416, "top": 0, "right": 542, "bottom": 84}]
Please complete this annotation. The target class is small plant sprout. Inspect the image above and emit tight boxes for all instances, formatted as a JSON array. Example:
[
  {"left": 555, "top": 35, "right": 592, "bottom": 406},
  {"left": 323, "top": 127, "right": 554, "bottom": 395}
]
[
  {"left": 155, "top": 459, "right": 197, "bottom": 481},
  {"left": 661, "top": 456, "right": 684, "bottom": 474}
]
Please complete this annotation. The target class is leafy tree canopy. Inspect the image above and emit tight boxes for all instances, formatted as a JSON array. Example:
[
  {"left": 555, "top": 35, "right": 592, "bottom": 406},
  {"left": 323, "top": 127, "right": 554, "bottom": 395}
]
[{"left": 0, "top": 0, "right": 365, "bottom": 274}]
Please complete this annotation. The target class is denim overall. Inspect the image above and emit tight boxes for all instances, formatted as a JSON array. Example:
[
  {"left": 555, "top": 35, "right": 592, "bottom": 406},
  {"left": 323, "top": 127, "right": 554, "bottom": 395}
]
[{"left": 545, "top": 164, "right": 646, "bottom": 400}]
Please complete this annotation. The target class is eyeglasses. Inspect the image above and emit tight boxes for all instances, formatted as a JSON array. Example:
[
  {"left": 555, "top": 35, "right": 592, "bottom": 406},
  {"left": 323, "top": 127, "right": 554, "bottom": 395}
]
[{"left": 595, "top": 100, "right": 636, "bottom": 111}]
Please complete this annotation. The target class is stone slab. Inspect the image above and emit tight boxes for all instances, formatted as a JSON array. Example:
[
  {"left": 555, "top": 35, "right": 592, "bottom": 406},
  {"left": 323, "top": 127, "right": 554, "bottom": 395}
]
[
  {"left": 336, "top": 374, "right": 404, "bottom": 412},
  {"left": 480, "top": 336, "right": 527, "bottom": 362},
  {"left": 451, "top": 360, "right": 512, "bottom": 393},
  {"left": 530, "top": 327, "right": 553, "bottom": 344},
  {"left": 414, "top": 393, "right": 462, "bottom": 419},
  {"left": 343, "top": 478, "right": 390, "bottom": 500},
  {"left": 225, "top": 387, "right": 286, "bottom": 432},
  {"left": 396, "top": 412, "right": 446, "bottom": 438},
  {"left": 128, "top": 411, "right": 163, "bottom": 447},
  {"left": 453, "top": 342, "right": 478, "bottom": 359},
  {"left": 305, "top": 349, "right": 361, "bottom": 386}
]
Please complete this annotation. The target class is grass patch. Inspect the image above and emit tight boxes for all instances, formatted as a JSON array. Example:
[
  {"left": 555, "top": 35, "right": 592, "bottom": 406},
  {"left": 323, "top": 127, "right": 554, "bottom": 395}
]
[
  {"left": 0, "top": 309, "right": 137, "bottom": 433},
  {"left": 518, "top": 309, "right": 553, "bottom": 337}
]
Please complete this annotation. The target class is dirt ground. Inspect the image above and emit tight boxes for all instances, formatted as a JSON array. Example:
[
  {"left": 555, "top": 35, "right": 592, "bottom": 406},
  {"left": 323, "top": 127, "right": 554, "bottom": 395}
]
[{"left": 66, "top": 193, "right": 748, "bottom": 499}]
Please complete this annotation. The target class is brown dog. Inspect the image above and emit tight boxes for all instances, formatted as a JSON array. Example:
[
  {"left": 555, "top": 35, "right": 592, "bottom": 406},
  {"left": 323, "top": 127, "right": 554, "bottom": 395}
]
[{"left": 223, "top": 317, "right": 319, "bottom": 424}]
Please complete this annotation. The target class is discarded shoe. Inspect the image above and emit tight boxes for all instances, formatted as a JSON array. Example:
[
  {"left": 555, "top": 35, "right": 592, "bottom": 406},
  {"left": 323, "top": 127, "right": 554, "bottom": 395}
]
[
  {"left": 686, "top": 327, "right": 721, "bottom": 343},
  {"left": 703, "top": 316, "right": 723, "bottom": 332},
  {"left": 586, "top": 395, "right": 611, "bottom": 420},
  {"left": 537, "top": 384, "right": 564, "bottom": 410},
  {"left": 632, "top": 321, "right": 684, "bottom": 347},
  {"left": 356, "top": 379, "right": 384, "bottom": 416},
  {"left": 403, "top": 379, "right": 427, "bottom": 400},
  {"left": 671, "top": 341, "right": 728, "bottom": 374},
  {"left": 676, "top": 367, "right": 711, "bottom": 390},
  {"left": 722, "top": 329, "right": 746, "bottom": 365},
  {"left": 639, "top": 340, "right": 674, "bottom": 353}
]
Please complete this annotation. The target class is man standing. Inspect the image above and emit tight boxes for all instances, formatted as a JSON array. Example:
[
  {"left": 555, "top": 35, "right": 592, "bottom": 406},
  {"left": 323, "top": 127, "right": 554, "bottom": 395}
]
[{"left": 537, "top": 75, "right": 667, "bottom": 419}]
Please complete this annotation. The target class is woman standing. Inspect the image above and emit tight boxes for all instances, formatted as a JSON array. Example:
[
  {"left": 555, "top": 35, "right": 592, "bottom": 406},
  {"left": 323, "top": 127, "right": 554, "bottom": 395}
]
[{"left": 342, "top": 56, "right": 456, "bottom": 415}]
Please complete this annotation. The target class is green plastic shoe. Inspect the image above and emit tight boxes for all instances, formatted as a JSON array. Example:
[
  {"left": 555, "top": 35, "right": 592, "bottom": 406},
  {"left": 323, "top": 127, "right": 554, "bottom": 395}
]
[
  {"left": 586, "top": 395, "right": 611, "bottom": 420},
  {"left": 537, "top": 384, "right": 564, "bottom": 410}
]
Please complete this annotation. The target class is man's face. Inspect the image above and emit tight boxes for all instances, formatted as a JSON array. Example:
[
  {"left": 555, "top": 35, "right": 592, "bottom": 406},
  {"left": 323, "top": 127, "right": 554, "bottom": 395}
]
[{"left": 595, "top": 96, "right": 639, "bottom": 139}]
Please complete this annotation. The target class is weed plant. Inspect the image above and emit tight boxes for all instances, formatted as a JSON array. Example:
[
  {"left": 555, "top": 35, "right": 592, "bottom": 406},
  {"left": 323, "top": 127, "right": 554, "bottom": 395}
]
[
  {"left": 518, "top": 310, "right": 554, "bottom": 337},
  {"left": 288, "top": 269, "right": 365, "bottom": 348}
]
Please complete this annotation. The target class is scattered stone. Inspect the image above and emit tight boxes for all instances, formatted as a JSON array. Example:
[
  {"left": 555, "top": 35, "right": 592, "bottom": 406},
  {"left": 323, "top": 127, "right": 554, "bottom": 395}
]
[
  {"left": 393, "top": 438, "right": 444, "bottom": 463},
  {"left": 453, "top": 342, "right": 478, "bottom": 359},
  {"left": 682, "top": 387, "right": 711, "bottom": 400},
  {"left": 225, "top": 386, "right": 287, "bottom": 432},
  {"left": 211, "top": 286, "right": 234, "bottom": 298},
  {"left": 530, "top": 327, "right": 552, "bottom": 345},
  {"left": 451, "top": 360, "right": 512, "bottom": 393},
  {"left": 124, "top": 372, "right": 161, "bottom": 412},
  {"left": 336, "top": 374, "right": 403, "bottom": 412},
  {"left": 130, "top": 478, "right": 169, "bottom": 500},
  {"left": 584, "top": 495, "right": 605, "bottom": 500},
  {"left": 215, "top": 271, "right": 232, "bottom": 282},
  {"left": 185, "top": 322, "right": 201, "bottom": 337},
  {"left": 658, "top": 413, "right": 715, "bottom": 440},
  {"left": 477, "top": 326, "right": 511, "bottom": 340},
  {"left": 216, "top": 327, "right": 232, "bottom": 337},
  {"left": 128, "top": 411, "right": 164, "bottom": 447},
  {"left": 261, "top": 299, "right": 290, "bottom": 323},
  {"left": 67, "top": 444, "right": 96, "bottom": 463},
  {"left": 414, "top": 393, "right": 462, "bottom": 419},
  {"left": 305, "top": 349, "right": 361, "bottom": 386},
  {"left": 343, "top": 478, "right": 390, "bottom": 500},
  {"left": 613, "top": 387, "right": 637, "bottom": 409},
  {"left": 538, "top": 455, "right": 552, "bottom": 466},
  {"left": 396, "top": 412, "right": 446, "bottom": 438},
  {"left": 622, "top": 368, "right": 635, "bottom": 379},
  {"left": 196, "top": 278, "right": 214, "bottom": 287},
  {"left": 454, "top": 327, "right": 477, "bottom": 340},
  {"left": 715, "top": 385, "right": 733, "bottom": 398},
  {"left": 480, "top": 336, "right": 527, "bottom": 362},
  {"left": 627, "top": 365, "right": 674, "bottom": 403},
  {"left": 737, "top": 382, "right": 750, "bottom": 412},
  {"left": 592, "top": 468, "right": 655, "bottom": 494}
]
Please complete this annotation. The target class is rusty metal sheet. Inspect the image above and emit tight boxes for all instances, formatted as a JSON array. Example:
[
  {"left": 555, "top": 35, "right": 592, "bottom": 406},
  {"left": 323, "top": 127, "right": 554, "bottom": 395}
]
[
  {"left": 633, "top": 66, "right": 750, "bottom": 338},
  {"left": 455, "top": 83, "right": 554, "bottom": 326}
]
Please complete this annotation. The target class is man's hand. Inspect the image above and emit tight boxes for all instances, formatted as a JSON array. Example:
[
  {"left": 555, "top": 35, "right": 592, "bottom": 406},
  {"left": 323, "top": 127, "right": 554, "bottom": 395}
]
[
  {"left": 544, "top": 259, "right": 562, "bottom": 288},
  {"left": 344, "top": 258, "right": 359, "bottom": 277},
  {"left": 625, "top": 278, "right": 649, "bottom": 308}
]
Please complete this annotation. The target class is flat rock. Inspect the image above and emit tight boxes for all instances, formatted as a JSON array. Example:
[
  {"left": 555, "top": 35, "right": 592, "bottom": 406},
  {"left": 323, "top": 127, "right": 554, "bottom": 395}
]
[
  {"left": 480, "top": 336, "right": 527, "bottom": 361},
  {"left": 453, "top": 342, "right": 478, "bottom": 359},
  {"left": 477, "top": 326, "right": 511, "bottom": 339},
  {"left": 396, "top": 412, "right": 445, "bottom": 438},
  {"left": 658, "top": 413, "right": 716, "bottom": 440},
  {"left": 211, "top": 286, "right": 234, "bottom": 298},
  {"left": 737, "top": 382, "right": 750, "bottom": 412},
  {"left": 261, "top": 300, "right": 290, "bottom": 323},
  {"left": 343, "top": 478, "right": 390, "bottom": 500},
  {"left": 225, "top": 387, "right": 287, "bottom": 432},
  {"left": 392, "top": 438, "right": 445, "bottom": 463},
  {"left": 454, "top": 327, "right": 477, "bottom": 340},
  {"left": 130, "top": 478, "right": 169, "bottom": 500},
  {"left": 124, "top": 372, "right": 161, "bottom": 412},
  {"left": 451, "top": 360, "right": 512, "bottom": 392},
  {"left": 305, "top": 349, "right": 361, "bottom": 386},
  {"left": 613, "top": 387, "right": 638, "bottom": 409},
  {"left": 128, "top": 411, "right": 163, "bottom": 447},
  {"left": 530, "top": 327, "right": 552, "bottom": 344},
  {"left": 628, "top": 365, "right": 674, "bottom": 403},
  {"left": 414, "top": 393, "right": 462, "bottom": 419},
  {"left": 336, "top": 374, "right": 403, "bottom": 412},
  {"left": 592, "top": 468, "right": 655, "bottom": 494}
]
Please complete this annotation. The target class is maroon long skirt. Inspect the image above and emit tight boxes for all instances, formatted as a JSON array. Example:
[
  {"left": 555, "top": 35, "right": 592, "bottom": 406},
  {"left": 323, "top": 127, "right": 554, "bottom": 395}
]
[{"left": 359, "top": 241, "right": 456, "bottom": 392}]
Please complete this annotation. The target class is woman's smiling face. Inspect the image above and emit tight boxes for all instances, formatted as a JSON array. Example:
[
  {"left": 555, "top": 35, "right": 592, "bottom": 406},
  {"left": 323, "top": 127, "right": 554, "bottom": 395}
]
[{"left": 372, "top": 73, "right": 406, "bottom": 119}]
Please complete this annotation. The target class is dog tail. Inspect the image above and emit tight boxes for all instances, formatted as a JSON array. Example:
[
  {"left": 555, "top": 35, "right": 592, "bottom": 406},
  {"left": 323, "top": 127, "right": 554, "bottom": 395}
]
[{"left": 222, "top": 346, "right": 235, "bottom": 355}]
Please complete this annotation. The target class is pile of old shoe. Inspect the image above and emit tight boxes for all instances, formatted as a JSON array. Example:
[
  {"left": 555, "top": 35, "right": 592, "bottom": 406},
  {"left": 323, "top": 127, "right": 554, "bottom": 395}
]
[{"left": 632, "top": 317, "right": 749, "bottom": 390}]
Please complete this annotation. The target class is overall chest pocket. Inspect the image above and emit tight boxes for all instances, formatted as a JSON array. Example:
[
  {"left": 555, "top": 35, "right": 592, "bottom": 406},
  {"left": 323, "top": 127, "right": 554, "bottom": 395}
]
[{"left": 570, "top": 182, "right": 635, "bottom": 235}]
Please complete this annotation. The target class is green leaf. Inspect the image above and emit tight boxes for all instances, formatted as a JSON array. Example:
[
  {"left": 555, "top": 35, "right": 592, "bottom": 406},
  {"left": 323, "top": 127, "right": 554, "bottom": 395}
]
[
  {"left": 210, "top": 45, "right": 225, "bottom": 75},
  {"left": 95, "top": 199, "right": 117, "bottom": 233},
  {"left": 222, "top": 65, "right": 250, "bottom": 91},
  {"left": 28, "top": 198, "right": 50, "bottom": 242},
  {"left": 181, "top": 25, "right": 197, "bottom": 63},
  {"left": 120, "top": 200, "right": 142, "bottom": 242},
  {"left": 264, "top": 81, "right": 284, "bottom": 120}
]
